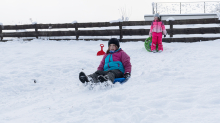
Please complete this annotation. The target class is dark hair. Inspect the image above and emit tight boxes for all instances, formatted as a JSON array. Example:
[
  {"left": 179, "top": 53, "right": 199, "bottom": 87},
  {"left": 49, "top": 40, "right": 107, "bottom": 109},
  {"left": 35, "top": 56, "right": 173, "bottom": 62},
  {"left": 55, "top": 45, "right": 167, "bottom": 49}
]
[
  {"left": 155, "top": 16, "right": 161, "bottom": 21},
  {"left": 158, "top": 17, "right": 161, "bottom": 21}
]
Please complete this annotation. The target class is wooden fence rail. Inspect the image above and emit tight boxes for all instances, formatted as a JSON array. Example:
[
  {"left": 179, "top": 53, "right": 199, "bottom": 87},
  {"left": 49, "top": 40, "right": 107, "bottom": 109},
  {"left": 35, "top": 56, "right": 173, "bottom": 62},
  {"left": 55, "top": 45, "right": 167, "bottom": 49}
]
[{"left": 0, "top": 18, "right": 220, "bottom": 42}]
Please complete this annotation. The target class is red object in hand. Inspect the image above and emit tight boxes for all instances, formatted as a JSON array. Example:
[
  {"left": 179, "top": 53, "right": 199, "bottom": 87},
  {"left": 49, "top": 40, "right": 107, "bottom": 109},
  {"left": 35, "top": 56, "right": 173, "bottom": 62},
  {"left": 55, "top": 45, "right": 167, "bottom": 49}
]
[{"left": 97, "top": 44, "right": 105, "bottom": 56}]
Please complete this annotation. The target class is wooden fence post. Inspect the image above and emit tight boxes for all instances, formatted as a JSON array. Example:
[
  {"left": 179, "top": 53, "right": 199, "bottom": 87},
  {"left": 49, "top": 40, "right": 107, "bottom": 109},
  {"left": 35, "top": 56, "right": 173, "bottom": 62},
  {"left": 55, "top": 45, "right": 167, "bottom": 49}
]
[
  {"left": 75, "top": 23, "right": 79, "bottom": 40},
  {"left": 169, "top": 20, "right": 174, "bottom": 37},
  {"left": 119, "top": 22, "right": 123, "bottom": 41},
  {"left": 34, "top": 24, "right": 38, "bottom": 39},
  {"left": 0, "top": 25, "right": 2, "bottom": 41}
]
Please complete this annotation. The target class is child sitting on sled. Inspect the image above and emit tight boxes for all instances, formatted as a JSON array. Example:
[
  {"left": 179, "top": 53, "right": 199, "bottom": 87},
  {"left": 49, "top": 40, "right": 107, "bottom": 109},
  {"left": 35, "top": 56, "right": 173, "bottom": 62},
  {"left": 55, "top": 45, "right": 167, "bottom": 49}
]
[
  {"left": 149, "top": 13, "right": 167, "bottom": 53},
  {"left": 79, "top": 38, "right": 132, "bottom": 84}
]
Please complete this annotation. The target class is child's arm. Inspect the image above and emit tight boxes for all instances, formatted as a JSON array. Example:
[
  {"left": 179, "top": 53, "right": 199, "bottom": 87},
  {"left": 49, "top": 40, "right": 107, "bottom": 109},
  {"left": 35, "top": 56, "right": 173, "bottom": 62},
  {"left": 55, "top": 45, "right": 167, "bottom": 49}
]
[
  {"left": 97, "top": 55, "right": 107, "bottom": 71},
  {"left": 149, "top": 22, "right": 153, "bottom": 37},
  {"left": 121, "top": 51, "right": 131, "bottom": 74},
  {"left": 161, "top": 21, "right": 167, "bottom": 35}
]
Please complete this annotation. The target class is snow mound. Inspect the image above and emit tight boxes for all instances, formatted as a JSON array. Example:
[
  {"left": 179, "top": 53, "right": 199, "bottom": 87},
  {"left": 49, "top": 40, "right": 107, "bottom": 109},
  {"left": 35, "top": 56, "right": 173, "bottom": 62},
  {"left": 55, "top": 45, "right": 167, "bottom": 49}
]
[
  {"left": 166, "top": 17, "right": 175, "bottom": 21},
  {"left": 71, "top": 20, "right": 77, "bottom": 24},
  {"left": 109, "top": 19, "right": 123, "bottom": 23},
  {"left": 32, "top": 22, "right": 37, "bottom": 24}
]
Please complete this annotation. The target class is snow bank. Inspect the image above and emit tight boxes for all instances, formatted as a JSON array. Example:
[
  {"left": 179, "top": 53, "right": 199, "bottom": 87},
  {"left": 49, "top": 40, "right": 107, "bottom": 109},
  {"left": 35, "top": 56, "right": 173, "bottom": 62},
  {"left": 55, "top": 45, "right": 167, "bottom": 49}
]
[
  {"left": 71, "top": 20, "right": 77, "bottom": 24},
  {"left": 32, "top": 22, "right": 37, "bottom": 24},
  {"left": 109, "top": 19, "right": 123, "bottom": 23},
  {"left": 166, "top": 17, "right": 175, "bottom": 21}
]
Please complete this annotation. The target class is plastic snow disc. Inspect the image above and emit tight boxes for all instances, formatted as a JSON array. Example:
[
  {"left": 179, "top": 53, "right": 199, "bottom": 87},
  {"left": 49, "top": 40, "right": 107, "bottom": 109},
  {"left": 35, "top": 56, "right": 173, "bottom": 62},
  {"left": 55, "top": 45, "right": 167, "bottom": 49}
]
[{"left": 144, "top": 37, "right": 158, "bottom": 52}]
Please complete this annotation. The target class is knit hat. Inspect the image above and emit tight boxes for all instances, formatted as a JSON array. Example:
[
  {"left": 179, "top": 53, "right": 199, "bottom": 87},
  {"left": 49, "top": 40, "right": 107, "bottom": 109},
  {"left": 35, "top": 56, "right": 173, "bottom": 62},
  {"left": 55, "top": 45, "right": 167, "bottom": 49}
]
[
  {"left": 154, "top": 13, "right": 160, "bottom": 17},
  {"left": 108, "top": 38, "right": 120, "bottom": 48}
]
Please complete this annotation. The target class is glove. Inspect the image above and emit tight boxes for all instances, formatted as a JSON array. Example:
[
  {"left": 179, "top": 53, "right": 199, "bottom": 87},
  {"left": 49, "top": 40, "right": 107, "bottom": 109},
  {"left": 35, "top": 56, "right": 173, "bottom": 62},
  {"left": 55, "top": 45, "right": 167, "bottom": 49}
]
[
  {"left": 164, "top": 35, "right": 166, "bottom": 38},
  {"left": 124, "top": 72, "right": 131, "bottom": 79}
]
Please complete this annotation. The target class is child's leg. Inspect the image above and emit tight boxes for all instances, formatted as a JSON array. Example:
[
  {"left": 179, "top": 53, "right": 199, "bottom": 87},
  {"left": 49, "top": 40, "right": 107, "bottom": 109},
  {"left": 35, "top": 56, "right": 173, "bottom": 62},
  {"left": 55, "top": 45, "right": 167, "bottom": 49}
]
[
  {"left": 157, "top": 33, "right": 163, "bottom": 51},
  {"left": 98, "top": 70, "right": 123, "bottom": 83},
  {"left": 107, "top": 70, "right": 124, "bottom": 82},
  {"left": 88, "top": 70, "right": 107, "bottom": 83},
  {"left": 151, "top": 32, "right": 157, "bottom": 51}
]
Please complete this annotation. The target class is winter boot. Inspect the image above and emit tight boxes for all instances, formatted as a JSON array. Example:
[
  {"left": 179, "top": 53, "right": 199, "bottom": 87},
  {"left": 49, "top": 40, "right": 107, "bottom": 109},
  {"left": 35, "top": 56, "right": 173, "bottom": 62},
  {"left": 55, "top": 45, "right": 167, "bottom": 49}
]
[
  {"left": 152, "top": 50, "right": 157, "bottom": 53},
  {"left": 158, "top": 50, "right": 162, "bottom": 53},
  {"left": 79, "top": 72, "right": 89, "bottom": 83}
]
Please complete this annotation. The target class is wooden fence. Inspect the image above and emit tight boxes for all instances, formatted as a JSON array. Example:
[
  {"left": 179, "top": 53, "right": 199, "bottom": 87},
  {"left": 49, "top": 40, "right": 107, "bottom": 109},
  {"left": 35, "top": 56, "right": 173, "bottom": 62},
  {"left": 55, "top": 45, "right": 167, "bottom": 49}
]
[{"left": 0, "top": 18, "right": 220, "bottom": 42}]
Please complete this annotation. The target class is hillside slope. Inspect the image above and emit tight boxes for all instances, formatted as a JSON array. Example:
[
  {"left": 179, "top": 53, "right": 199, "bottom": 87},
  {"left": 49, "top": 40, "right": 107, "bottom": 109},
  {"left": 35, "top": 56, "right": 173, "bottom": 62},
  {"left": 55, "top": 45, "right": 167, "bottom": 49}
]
[{"left": 1, "top": 39, "right": 220, "bottom": 123}]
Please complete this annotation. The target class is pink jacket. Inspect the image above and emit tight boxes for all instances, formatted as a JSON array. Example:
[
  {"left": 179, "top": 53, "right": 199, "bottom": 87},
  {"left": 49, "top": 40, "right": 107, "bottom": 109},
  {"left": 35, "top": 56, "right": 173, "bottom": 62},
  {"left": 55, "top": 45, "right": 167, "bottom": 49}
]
[
  {"left": 149, "top": 20, "right": 167, "bottom": 37},
  {"left": 97, "top": 49, "right": 131, "bottom": 74}
]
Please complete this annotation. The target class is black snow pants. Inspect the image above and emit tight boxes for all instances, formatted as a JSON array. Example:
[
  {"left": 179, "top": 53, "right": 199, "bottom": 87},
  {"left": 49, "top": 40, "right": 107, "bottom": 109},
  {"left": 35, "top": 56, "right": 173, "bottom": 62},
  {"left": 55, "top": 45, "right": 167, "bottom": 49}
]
[{"left": 88, "top": 70, "right": 124, "bottom": 83}]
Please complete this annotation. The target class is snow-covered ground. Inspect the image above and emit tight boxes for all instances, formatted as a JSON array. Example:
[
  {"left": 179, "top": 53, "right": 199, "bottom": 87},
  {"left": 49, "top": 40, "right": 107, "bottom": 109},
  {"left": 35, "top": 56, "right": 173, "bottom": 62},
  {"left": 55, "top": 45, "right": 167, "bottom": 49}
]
[{"left": 1, "top": 39, "right": 220, "bottom": 123}]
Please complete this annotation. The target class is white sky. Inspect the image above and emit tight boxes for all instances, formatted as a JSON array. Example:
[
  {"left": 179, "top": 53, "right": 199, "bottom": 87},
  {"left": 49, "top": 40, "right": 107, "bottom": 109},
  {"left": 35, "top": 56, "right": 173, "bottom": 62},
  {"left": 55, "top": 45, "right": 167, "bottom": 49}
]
[{"left": 0, "top": 0, "right": 218, "bottom": 25}]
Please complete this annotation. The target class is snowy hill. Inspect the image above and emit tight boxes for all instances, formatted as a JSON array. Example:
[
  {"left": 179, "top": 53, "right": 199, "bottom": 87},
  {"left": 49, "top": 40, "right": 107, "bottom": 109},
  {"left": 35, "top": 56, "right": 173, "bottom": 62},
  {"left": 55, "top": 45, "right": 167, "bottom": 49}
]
[{"left": 1, "top": 39, "right": 220, "bottom": 123}]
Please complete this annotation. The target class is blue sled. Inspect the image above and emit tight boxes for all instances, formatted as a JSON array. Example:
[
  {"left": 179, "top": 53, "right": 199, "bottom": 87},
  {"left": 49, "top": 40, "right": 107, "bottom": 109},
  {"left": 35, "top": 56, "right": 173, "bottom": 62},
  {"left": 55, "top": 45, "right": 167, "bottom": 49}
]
[{"left": 113, "top": 77, "right": 130, "bottom": 84}]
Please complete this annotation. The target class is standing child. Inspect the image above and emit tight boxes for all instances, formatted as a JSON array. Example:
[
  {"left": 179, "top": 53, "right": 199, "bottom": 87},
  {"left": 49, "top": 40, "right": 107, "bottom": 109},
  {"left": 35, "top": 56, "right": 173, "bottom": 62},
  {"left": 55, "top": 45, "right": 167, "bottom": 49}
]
[
  {"left": 79, "top": 38, "right": 132, "bottom": 84},
  {"left": 149, "top": 13, "right": 167, "bottom": 53}
]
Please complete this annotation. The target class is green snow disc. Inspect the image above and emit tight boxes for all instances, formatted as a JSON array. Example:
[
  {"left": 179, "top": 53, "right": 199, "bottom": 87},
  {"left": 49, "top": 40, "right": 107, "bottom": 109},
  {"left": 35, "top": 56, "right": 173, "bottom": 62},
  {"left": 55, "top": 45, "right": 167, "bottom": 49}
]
[{"left": 144, "top": 37, "right": 158, "bottom": 52}]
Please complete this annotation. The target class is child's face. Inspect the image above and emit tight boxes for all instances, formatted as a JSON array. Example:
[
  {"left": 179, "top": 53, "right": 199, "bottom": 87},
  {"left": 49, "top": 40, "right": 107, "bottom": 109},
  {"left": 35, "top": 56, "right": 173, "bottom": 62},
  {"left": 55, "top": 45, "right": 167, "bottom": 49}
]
[
  {"left": 154, "top": 17, "right": 158, "bottom": 20},
  {"left": 109, "top": 44, "right": 117, "bottom": 51}
]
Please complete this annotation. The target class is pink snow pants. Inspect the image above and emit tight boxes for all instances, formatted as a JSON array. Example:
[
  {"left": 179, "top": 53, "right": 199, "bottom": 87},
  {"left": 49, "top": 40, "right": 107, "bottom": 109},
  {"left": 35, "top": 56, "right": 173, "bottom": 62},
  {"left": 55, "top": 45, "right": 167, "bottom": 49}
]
[{"left": 151, "top": 32, "right": 163, "bottom": 51}]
